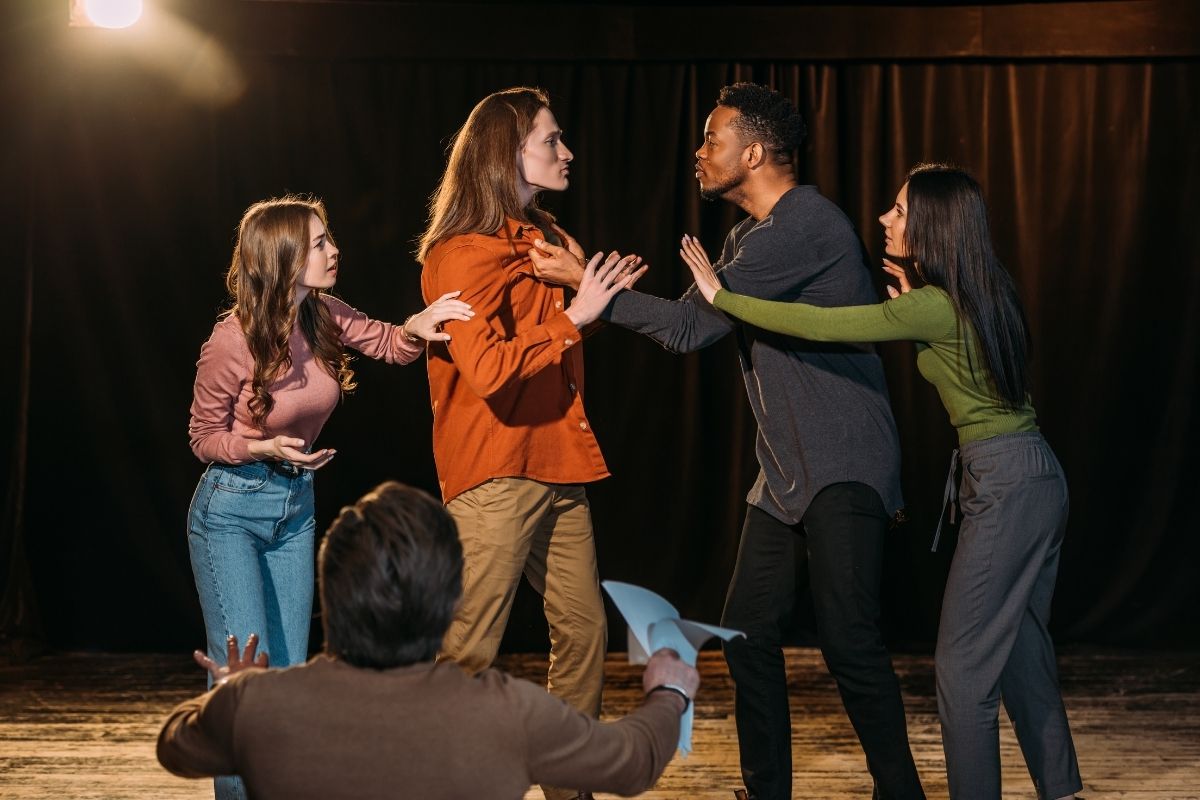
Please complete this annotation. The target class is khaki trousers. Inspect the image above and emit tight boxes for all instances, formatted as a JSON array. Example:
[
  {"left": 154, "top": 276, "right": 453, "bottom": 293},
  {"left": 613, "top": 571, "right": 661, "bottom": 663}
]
[{"left": 441, "top": 478, "right": 607, "bottom": 799}]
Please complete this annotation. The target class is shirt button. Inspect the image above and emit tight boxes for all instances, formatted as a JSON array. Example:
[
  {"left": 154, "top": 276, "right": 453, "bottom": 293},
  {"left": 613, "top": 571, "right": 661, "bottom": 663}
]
[
  {"left": 564, "top": 338, "right": 575, "bottom": 346},
  {"left": 568, "top": 383, "right": 576, "bottom": 394},
  {"left": 555, "top": 301, "right": 563, "bottom": 310},
  {"left": 579, "top": 421, "right": 588, "bottom": 430}
]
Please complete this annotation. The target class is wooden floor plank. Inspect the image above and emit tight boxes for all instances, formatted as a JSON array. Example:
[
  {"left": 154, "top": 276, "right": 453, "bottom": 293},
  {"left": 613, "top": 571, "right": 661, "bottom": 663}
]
[{"left": 1, "top": 647, "right": 1197, "bottom": 799}]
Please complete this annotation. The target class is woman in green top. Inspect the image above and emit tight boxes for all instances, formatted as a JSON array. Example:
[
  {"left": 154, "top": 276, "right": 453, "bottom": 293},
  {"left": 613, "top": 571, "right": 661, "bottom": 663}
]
[{"left": 681, "top": 164, "right": 1082, "bottom": 800}]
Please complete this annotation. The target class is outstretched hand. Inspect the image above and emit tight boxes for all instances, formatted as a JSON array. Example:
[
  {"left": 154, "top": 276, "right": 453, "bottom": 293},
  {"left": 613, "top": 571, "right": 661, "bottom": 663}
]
[
  {"left": 532, "top": 228, "right": 649, "bottom": 292},
  {"left": 193, "top": 633, "right": 269, "bottom": 685},
  {"left": 679, "top": 234, "right": 722, "bottom": 304},
  {"left": 881, "top": 259, "right": 913, "bottom": 299},
  {"left": 404, "top": 291, "right": 474, "bottom": 342},
  {"left": 565, "top": 251, "right": 647, "bottom": 329}
]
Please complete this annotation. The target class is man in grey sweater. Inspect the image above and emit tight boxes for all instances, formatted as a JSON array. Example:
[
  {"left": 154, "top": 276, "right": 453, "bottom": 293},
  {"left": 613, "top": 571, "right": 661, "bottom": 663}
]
[{"left": 532, "top": 83, "right": 925, "bottom": 800}]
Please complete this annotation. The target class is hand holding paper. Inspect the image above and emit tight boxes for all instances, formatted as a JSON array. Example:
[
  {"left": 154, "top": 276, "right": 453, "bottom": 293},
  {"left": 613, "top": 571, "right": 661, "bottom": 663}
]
[{"left": 602, "top": 580, "right": 745, "bottom": 755}]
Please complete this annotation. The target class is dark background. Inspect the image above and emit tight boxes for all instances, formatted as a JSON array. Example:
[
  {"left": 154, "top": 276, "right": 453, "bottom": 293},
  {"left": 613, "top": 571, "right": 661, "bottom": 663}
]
[{"left": 2, "top": 0, "right": 1197, "bottom": 657}]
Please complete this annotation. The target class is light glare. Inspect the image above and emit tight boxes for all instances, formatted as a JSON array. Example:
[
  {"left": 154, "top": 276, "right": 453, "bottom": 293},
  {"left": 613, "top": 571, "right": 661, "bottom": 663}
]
[{"left": 84, "top": 0, "right": 143, "bottom": 29}]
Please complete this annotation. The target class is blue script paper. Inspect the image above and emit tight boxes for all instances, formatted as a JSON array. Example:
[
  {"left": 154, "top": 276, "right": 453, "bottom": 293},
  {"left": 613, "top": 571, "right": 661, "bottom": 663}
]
[{"left": 602, "top": 580, "right": 745, "bottom": 755}]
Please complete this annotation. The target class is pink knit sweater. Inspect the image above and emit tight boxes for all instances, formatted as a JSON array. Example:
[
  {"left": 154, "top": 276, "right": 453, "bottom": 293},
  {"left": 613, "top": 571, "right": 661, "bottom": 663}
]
[{"left": 189, "top": 295, "right": 423, "bottom": 464}]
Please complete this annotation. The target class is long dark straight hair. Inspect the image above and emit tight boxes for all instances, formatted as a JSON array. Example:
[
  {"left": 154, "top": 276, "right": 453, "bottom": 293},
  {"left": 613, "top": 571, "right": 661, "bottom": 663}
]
[{"left": 903, "top": 163, "right": 1031, "bottom": 407}]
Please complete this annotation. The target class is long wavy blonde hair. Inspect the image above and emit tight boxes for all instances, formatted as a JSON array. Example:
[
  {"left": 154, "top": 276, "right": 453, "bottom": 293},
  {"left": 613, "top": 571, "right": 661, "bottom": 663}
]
[
  {"left": 225, "top": 196, "right": 355, "bottom": 431},
  {"left": 417, "top": 87, "right": 556, "bottom": 262}
]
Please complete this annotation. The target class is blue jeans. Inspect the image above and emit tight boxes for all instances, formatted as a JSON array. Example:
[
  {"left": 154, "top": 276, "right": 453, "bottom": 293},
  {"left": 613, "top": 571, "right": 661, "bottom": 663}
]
[{"left": 187, "top": 460, "right": 317, "bottom": 800}]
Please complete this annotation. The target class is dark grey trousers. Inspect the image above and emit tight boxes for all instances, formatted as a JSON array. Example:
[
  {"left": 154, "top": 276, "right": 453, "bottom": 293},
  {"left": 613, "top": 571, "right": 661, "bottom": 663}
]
[{"left": 936, "top": 432, "right": 1082, "bottom": 800}]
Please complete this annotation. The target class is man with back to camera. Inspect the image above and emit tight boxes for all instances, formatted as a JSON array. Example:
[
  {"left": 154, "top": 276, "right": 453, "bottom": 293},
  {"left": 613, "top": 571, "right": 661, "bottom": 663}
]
[
  {"left": 531, "top": 82, "right": 925, "bottom": 800},
  {"left": 157, "top": 480, "right": 700, "bottom": 800}
]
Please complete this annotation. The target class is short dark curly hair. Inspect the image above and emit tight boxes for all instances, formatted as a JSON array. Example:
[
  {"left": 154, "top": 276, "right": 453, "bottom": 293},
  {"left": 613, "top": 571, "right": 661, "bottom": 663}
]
[{"left": 717, "top": 82, "right": 807, "bottom": 166}]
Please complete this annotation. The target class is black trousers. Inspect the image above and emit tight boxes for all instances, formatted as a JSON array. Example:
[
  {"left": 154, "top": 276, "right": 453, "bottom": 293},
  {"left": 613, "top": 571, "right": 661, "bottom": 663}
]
[{"left": 721, "top": 482, "right": 925, "bottom": 800}]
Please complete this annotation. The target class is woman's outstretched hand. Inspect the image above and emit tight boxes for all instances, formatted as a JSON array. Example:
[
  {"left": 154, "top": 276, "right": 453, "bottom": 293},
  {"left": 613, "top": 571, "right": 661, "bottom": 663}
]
[
  {"left": 881, "top": 259, "right": 913, "bottom": 299},
  {"left": 404, "top": 291, "right": 474, "bottom": 343},
  {"left": 679, "top": 234, "right": 722, "bottom": 304},
  {"left": 193, "top": 633, "right": 269, "bottom": 685},
  {"left": 565, "top": 251, "right": 647, "bottom": 329}
]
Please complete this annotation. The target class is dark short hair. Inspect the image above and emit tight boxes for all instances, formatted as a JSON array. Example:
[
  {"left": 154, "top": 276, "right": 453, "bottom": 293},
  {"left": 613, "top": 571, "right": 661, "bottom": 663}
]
[
  {"left": 717, "top": 82, "right": 807, "bottom": 165},
  {"left": 319, "top": 481, "right": 462, "bottom": 669}
]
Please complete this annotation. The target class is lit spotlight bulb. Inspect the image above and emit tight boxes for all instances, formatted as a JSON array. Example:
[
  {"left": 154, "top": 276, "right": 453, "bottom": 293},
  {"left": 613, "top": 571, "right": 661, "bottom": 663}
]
[{"left": 84, "top": 0, "right": 144, "bottom": 29}]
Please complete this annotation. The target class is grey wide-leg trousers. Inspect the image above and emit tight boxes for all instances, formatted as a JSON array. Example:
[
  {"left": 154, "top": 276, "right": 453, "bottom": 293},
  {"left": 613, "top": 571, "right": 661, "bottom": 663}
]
[{"left": 936, "top": 432, "right": 1082, "bottom": 800}]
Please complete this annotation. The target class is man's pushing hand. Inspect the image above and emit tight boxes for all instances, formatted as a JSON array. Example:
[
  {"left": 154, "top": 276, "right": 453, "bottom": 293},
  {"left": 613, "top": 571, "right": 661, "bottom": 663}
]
[
  {"left": 679, "top": 233, "right": 722, "bottom": 304},
  {"left": 531, "top": 224, "right": 588, "bottom": 288}
]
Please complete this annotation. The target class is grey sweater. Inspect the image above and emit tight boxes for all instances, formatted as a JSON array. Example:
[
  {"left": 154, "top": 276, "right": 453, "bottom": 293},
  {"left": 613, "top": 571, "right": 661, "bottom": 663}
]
[{"left": 604, "top": 185, "right": 903, "bottom": 524}]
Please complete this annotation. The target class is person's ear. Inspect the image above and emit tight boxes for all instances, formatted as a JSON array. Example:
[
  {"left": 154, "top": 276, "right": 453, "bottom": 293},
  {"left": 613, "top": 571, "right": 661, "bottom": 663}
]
[{"left": 744, "top": 141, "right": 765, "bottom": 170}]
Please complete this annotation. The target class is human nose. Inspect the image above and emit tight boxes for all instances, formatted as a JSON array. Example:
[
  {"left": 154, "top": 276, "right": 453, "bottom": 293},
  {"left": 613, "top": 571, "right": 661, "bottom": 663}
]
[
  {"left": 878, "top": 210, "right": 890, "bottom": 227},
  {"left": 560, "top": 142, "right": 573, "bottom": 163},
  {"left": 695, "top": 144, "right": 705, "bottom": 160}
]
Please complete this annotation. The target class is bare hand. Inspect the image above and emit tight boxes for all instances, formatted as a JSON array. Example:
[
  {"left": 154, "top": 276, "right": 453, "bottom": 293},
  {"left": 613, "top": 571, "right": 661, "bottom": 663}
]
[
  {"left": 404, "top": 291, "right": 474, "bottom": 342},
  {"left": 679, "top": 233, "right": 722, "bottom": 304},
  {"left": 193, "top": 633, "right": 269, "bottom": 685},
  {"left": 882, "top": 258, "right": 913, "bottom": 299},
  {"left": 565, "top": 251, "right": 648, "bottom": 329},
  {"left": 552, "top": 224, "right": 586, "bottom": 261},
  {"left": 643, "top": 648, "right": 701, "bottom": 706},
  {"left": 530, "top": 237, "right": 586, "bottom": 289},
  {"left": 246, "top": 436, "right": 336, "bottom": 470}
]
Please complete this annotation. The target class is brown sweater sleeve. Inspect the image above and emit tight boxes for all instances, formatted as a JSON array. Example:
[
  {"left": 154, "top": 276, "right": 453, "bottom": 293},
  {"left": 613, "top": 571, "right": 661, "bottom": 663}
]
[
  {"left": 513, "top": 678, "right": 683, "bottom": 796},
  {"left": 156, "top": 671, "right": 258, "bottom": 778}
]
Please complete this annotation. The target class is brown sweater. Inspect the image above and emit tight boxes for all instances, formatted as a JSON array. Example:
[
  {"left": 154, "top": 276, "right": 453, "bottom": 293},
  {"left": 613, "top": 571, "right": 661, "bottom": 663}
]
[{"left": 158, "top": 655, "right": 682, "bottom": 799}]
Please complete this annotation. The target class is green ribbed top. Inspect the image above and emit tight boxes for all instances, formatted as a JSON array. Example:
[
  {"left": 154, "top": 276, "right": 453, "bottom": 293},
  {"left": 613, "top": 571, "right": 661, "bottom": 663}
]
[{"left": 712, "top": 285, "right": 1037, "bottom": 445}]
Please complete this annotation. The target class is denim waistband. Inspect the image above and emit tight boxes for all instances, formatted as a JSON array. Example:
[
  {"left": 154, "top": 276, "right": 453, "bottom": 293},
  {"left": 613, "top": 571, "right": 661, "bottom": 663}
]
[{"left": 210, "top": 459, "right": 306, "bottom": 480}]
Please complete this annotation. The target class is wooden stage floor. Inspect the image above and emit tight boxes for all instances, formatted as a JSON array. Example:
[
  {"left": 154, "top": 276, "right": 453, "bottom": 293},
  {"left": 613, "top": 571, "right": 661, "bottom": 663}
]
[{"left": 1, "top": 647, "right": 1197, "bottom": 799}]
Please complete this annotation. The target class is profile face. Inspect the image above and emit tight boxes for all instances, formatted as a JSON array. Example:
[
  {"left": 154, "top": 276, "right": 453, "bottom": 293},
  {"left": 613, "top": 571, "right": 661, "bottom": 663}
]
[
  {"left": 518, "top": 107, "right": 573, "bottom": 194},
  {"left": 879, "top": 182, "right": 910, "bottom": 258},
  {"left": 694, "top": 105, "right": 748, "bottom": 200},
  {"left": 296, "top": 212, "right": 340, "bottom": 296}
]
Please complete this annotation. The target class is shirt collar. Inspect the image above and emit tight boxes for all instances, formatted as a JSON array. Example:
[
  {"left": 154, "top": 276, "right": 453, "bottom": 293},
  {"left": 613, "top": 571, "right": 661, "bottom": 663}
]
[{"left": 499, "top": 217, "right": 541, "bottom": 240}]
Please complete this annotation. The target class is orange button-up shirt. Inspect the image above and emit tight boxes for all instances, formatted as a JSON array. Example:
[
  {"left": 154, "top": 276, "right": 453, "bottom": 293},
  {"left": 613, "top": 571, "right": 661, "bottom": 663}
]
[{"left": 421, "top": 219, "right": 610, "bottom": 502}]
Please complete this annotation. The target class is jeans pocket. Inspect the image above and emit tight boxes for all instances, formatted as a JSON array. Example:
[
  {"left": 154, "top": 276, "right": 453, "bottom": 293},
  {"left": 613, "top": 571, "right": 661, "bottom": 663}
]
[{"left": 210, "top": 462, "right": 270, "bottom": 493}]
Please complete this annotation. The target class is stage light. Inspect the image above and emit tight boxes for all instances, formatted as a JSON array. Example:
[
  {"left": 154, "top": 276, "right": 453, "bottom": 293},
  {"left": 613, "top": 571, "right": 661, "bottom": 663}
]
[{"left": 70, "top": 0, "right": 144, "bottom": 29}]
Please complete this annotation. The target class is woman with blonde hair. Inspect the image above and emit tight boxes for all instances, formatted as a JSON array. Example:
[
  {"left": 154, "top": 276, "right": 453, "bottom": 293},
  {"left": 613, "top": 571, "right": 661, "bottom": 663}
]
[
  {"left": 419, "top": 88, "right": 641, "bottom": 800},
  {"left": 682, "top": 164, "right": 1082, "bottom": 800},
  {"left": 188, "top": 195, "right": 471, "bottom": 800}
]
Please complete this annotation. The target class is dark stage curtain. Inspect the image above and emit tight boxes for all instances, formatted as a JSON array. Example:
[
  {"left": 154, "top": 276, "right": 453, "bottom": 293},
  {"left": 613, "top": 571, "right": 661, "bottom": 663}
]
[{"left": 3, "top": 18, "right": 1197, "bottom": 654}]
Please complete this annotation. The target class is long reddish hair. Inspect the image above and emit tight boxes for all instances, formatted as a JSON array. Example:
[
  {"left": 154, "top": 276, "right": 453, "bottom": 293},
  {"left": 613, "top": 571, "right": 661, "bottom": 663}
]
[{"left": 225, "top": 196, "right": 355, "bottom": 430}]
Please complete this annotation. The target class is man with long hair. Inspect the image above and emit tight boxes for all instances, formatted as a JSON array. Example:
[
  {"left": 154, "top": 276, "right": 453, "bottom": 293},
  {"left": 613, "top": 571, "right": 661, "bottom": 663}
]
[
  {"left": 158, "top": 481, "right": 699, "bottom": 799},
  {"left": 533, "top": 83, "right": 925, "bottom": 800},
  {"left": 416, "top": 87, "right": 642, "bottom": 800}
]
